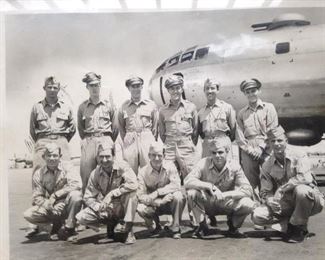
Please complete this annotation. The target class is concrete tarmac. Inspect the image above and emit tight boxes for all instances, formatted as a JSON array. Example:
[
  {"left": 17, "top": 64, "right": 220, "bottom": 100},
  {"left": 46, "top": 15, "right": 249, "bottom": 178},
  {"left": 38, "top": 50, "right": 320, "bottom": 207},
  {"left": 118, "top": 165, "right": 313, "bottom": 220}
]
[{"left": 9, "top": 168, "right": 325, "bottom": 260}]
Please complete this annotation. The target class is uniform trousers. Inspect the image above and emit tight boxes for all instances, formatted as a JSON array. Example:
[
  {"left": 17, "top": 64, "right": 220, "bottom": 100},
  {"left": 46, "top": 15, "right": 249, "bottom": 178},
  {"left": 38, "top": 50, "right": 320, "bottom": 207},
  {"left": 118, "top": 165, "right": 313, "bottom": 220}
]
[
  {"left": 187, "top": 189, "right": 255, "bottom": 228},
  {"left": 137, "top": 191, "right": 186, "bottom": 232},
  {"left": 24, "top": 190, "right": 83, "bottom": 229},
  {"left": 76, "top": 191, "right": 137, "bottom": 227},
  {"left": 122, "top": 130, "right": 155, "bottom": 175},
  {"left": 164, "top": 136, "right": 197, "bottom": 181},
  {"left": 252, "top": 184, "right": 324, "bottom": 226}
]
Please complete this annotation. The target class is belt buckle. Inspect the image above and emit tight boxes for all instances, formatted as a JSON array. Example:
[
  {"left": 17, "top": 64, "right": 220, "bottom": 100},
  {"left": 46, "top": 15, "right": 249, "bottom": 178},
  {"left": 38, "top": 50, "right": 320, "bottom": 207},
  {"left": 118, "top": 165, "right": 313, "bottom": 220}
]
[
  {"left": 48, "top": 134, "right": 58, "bottom": 140},
  {"left": 93, "top": 132, "right": 103, "bottom": 137}
]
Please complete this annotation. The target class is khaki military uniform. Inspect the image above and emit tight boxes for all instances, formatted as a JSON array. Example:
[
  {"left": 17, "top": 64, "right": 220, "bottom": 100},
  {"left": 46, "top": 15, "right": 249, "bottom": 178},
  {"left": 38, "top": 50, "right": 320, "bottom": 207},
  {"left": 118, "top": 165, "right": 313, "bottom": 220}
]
[
  {"left": 236, "top": 99, "right": 278, "bottom": 195},
  {"left": 198, "top": 100, "right": 236, "bottom": 158},
  {"left": 159, "top": 99, "right": 198, "bottom": 181},
  {"left": 30, "top": 99, "right": 76, "bottom": 172},
  {"left": 77, "top": 98, "right": 119, "bottom": 192},
  {"left": 76, "top": 160, "right": 138, "bottom": 227},
  {"left": 252, "top": 147, "right": 324, "bottom": 227},
  {"left": 137, "top": 161, "right": 186, "bottom": 232},
  {"left": 118, "top": 99, "right": 158, "bottom": 174},
  {"left": 185, "top": 158, "right": 255, "bottom": 228},
  {"left": 23, "top": 162, "right": 82, "bottom": 229}
]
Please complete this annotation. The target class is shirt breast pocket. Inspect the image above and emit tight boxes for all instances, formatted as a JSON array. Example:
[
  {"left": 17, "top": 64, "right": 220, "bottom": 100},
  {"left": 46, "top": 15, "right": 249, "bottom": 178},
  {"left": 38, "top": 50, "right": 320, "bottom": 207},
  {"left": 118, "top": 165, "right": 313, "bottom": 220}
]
[
  {"left": 56, "top": 112, "right": 69, "bottom": 124},
  {"left": 36, "top": 114, "right": 48, "bottom": 129},
  {"left": 180, "top": 113, "right": 192, "bottom": 127},
  {"left": 99, "top": 113, "right": 112, "bottom": 128},
  {"left": 214, "top": 113, "right": 228, "bottom": 131},
  {"left": 140, "top": 109, "right": 152, "bottom": 127}
]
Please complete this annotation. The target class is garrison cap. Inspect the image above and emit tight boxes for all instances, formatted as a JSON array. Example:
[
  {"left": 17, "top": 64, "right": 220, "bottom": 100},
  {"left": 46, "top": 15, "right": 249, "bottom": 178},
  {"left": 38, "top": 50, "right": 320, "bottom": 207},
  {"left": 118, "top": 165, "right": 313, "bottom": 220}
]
[
  {"left": 240, "top": 78, "right": 262, "bottom": 92},
  {"left": 97, "top": 139, "right": 115, "bottom": 155},
  {"left": 82, "top": 72, "right": 101, "bottom": 85},
  {"left": 209, "top": 135, "right": 231, "bottom": 151},
  {"left": 204, "top": 78, "right": 220, "bottom": 89},
  {"left": 44, "top": 143, "right": 61, "bottom": 155},
  {"left": 165, "top": 73, "right": 184, "bottom": 89},
  {"left": 149, "top": 141, "right": 164, "bottom": 154},
  {"left": 267, "top": 126, "right": 286, "bottom": 140},
  {"left": 44, "top": 76, "right": 60, "bottom": 86},
  {"left": 125, "top": 76, "right": 144, "bottom": 87}
]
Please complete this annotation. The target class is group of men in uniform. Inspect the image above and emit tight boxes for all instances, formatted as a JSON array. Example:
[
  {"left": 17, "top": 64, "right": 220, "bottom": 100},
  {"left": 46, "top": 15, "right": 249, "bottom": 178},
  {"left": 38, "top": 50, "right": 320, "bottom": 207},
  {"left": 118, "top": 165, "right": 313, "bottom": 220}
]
[{"left": 23, "top": 72, "right": 324, "bottom": 245}]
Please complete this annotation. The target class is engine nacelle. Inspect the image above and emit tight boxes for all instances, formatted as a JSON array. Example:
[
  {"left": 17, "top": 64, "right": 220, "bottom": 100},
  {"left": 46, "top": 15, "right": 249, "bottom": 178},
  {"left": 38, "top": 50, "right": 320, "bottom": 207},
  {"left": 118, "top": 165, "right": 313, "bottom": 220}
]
[{"left": 286, "top": 129, "right": 322, "bottom": 146}]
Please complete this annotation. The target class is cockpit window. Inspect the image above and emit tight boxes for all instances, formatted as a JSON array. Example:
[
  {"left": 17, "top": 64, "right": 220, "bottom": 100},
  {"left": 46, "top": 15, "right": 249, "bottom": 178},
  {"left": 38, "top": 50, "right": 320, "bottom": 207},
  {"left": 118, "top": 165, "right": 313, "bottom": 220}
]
[
  {"left": 195, "top": 47, "right": 209, "bottom": 60},
  {"left": 167, "top": 55, "right": 180, "bottom": 67},
  {"left": 155, "top": 61, "right": 166, "bottom": 73},
  {"left": 181, "top": 51, "right": 194, "bottom": 63},
  {"left": 276, "top": 42, "right": 290, "bottom": 54}
]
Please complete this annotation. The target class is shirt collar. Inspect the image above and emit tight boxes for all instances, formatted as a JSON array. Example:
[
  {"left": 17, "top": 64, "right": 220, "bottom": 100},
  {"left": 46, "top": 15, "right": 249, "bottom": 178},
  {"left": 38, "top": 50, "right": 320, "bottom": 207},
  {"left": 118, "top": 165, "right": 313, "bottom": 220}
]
[
  {"left": 205, "top": 99, "right": 223, "bottom": 109},
  {"left": 127, "top": 98, "right": 148, "bottom": 107},
  {"left": 41, "top": 98, "right": 62, "bottom": 108},
  {"left": 208, "top": 157, "right": 229, "bottom": 174},
  {"left": 270, "top": 146, "right": 296, "bottom": 166},
  {"left": 245, "top": 99, "right": 264, "bottom": 111},
  {"left": 86, "top": 98, "right": 105, "bottom": 106},
  {"left": 167, "top": 99, "right": 186, "bottom": 108},
  {"left": 99, "top": 162, "right": 119, "bottom": 176}
]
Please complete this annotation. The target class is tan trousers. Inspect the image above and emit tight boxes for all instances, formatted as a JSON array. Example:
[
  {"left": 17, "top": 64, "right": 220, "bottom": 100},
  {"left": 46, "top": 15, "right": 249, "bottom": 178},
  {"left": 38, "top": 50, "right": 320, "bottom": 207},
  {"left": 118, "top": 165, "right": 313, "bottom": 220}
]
[
  {"left": 252, "top": 185, "right": 324, "bottom": 226},
  {"left": 187, "top": 189, "right": 255, "bottom": 228},
  {"left": 23, "top": 190, "right": 83, "bottom": 229},
  {"left": 164, "top": 136, "right": 198, "bottom": 181},
  {"left": 137, "top": 191, "right": 186, "bottom": 232},
  {"left": 76, "top": 192, "right": 137, "bottom": 226},
  {"left": 122, "top": 131, "right": 155, "bottom": 175}
]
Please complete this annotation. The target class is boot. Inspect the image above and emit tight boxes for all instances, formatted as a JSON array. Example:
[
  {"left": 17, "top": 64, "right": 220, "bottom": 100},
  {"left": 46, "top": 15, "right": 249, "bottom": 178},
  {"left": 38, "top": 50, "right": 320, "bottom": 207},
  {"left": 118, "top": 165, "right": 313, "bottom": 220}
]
[
  {"left": 227, "top": 217, "right": 247, "bottom": 239},
  {"left": 192, "top": 220, "right": 209, "bottom": 239}
]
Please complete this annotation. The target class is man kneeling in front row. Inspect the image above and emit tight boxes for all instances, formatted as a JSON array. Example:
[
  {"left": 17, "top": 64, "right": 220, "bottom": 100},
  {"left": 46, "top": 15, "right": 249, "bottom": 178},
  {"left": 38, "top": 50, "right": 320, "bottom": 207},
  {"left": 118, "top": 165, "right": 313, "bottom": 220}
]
[
  {"left": 252, "top": 126, "right": 324, "bottom": 243},
  {"left": 184, "top": 136, "right": 255, "bottom": 238},
  {"left": 24, "top": 143, "right": 83, "bottom": 241},
  {"left": 137, "top": 142, "right": 186, "bottom": 239},
  {"left": 76, "top": 141, "right": 138, "bottom": 245}
]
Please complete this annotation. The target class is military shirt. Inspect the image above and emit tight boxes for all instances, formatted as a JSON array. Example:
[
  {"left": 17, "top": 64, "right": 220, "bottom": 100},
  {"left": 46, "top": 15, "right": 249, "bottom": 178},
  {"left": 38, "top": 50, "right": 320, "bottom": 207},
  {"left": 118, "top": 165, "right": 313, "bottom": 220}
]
[
  {"left": 118, "top": 99, "right": 158, "bottom": 140},
  {"left": 32, "top": 161, "right": 81, "bottom": 206},
  {"left": 77, "top": 98, "right": 118, "bottom": 140},
  {"left": 84, "top": 160, "right": 138, "bottom": 209},
  {"left": 184, "top": 157, "right": 252, "bottom": 197},
  {"left": 30, "top": 99, "right": 76, "bottom": 142},
  {"left": 236, "top": 99, "right": 278, "bottom": 151},
  {"left": 198, "top": 99, "right": 236, "bottom": 141},
  {"left": 158, "top": 99, "right": 198, "bottom": 143},
  {"left": 260, "top": 146, "right": 315, "bottom": 200},
  {"left": 137, "top": 161, "right": 181, "bottom": 199}
]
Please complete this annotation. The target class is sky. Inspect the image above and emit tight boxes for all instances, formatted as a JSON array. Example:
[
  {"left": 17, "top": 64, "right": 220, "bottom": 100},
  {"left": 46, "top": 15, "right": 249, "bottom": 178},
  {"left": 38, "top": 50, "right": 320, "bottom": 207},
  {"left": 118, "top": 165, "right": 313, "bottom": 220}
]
[{"left": 4, "top": 7, "right": 325, "bottom": 157}]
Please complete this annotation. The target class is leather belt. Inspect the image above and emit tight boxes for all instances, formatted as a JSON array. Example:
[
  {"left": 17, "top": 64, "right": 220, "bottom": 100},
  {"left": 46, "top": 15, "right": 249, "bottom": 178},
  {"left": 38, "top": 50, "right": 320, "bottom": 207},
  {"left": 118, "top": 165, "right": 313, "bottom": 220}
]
[{"left": 85, "top": 132, "right": 112, "bottom": 138}]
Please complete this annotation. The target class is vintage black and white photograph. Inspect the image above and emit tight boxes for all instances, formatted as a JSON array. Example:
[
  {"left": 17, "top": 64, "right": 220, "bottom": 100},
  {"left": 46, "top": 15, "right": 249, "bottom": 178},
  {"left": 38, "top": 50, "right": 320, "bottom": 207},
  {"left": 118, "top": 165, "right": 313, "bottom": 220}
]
[{"left": 1, "top": 0, "right": 325, "bottom": 259}]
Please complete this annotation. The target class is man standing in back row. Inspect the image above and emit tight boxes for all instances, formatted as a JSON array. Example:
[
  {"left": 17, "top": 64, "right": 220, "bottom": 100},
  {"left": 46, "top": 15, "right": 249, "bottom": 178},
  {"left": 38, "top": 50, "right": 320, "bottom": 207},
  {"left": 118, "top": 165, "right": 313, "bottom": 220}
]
[
  {"left": 118, "top": 76, "right": 158, "bottom": 175},
  {"left": 198, "top": 78, "right": 236, "bottom": 158},
  {"left": 78, "top": 72, "right": 119, "bottom": 192},
  {"left": 30, "top": 76, "right": 76, "bottom": 173},
  {"left": 158, "top": 73, "right": 198, "bottom": 183},
  {"left": 236, "top": 79, "right": 278, "bottom": 201}
]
